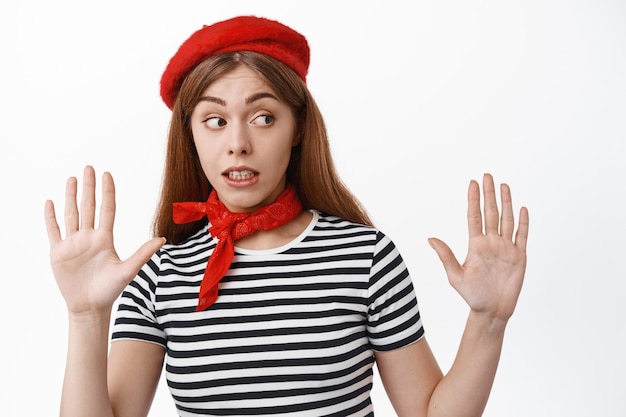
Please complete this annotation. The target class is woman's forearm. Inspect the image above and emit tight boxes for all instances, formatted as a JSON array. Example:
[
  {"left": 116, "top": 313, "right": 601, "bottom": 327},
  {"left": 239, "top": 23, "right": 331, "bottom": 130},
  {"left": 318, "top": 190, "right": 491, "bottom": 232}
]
[
  {"left": 60, "top": 311, "right": 115, "bottom": 417},
  {"left": 428, "top": 311, "right": 508, "bottom": 417}
]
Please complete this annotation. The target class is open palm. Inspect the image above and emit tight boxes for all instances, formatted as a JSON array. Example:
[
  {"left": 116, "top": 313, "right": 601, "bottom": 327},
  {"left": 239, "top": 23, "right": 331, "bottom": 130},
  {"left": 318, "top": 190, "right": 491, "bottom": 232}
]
[
  {"left": 44, "top": 166, "right": 164, "bottom": 314},
  {"left": 429, "top": 174, "right": 529, "bottom": 322}
]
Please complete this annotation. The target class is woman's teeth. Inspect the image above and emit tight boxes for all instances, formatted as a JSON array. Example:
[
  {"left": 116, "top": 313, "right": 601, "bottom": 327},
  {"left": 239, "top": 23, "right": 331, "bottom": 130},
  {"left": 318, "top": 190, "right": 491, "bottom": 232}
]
[{"left": 228, "top": 170, "right": 255, "bottom": 180}]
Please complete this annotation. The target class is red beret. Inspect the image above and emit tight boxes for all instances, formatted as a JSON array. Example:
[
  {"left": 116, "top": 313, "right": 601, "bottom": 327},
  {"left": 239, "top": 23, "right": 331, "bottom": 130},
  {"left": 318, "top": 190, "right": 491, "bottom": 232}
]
[{"left": 160, "top": 16, "right": 310, "bottom": 109}]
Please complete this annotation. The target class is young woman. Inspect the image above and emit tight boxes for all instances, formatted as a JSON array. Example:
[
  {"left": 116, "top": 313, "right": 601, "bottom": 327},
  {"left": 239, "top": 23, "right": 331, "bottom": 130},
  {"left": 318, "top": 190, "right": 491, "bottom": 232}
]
[{"left": 44, "top": 16, "right": 529, "bottom": 417}]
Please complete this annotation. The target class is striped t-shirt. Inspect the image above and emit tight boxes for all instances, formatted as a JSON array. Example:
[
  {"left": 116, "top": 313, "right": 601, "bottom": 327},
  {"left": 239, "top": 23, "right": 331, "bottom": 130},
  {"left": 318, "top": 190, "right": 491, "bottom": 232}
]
[{"left": 112, "top": 210, "right": 424, "bottom": 416}]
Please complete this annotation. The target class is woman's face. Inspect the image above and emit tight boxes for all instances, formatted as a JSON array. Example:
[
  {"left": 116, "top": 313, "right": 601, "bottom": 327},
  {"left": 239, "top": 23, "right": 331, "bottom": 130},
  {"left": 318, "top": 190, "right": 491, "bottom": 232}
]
[{"left": 190, "top": 65, "right": 298, "bottom": 213}]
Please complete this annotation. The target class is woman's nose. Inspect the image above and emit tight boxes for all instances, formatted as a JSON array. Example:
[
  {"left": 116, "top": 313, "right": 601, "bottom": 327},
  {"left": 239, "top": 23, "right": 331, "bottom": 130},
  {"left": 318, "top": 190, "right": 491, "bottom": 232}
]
[{"left": 227, "top": 124, "right": 252, "bottom": 155}]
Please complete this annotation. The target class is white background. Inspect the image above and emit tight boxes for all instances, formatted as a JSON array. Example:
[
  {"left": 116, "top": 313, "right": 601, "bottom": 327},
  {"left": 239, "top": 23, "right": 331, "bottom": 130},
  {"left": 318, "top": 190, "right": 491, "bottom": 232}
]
[{"left": 1, "top": 0, "right": 625, "bottom": 416}]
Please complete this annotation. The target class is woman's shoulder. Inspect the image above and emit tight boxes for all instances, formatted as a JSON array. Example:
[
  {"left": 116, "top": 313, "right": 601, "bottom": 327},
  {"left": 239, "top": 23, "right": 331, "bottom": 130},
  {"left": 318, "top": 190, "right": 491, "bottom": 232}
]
[
  {"left": 310, "top": 210, "right": 382, "bottom": 240},
  {"left": 312, "top": 211, "right": 401, "bottom": 251},
  {"left": 159, "top": 224, "right": 214, "bottom": 258},
  {"left": 313, "top": 210, "right": 375, "bottom": 228}
]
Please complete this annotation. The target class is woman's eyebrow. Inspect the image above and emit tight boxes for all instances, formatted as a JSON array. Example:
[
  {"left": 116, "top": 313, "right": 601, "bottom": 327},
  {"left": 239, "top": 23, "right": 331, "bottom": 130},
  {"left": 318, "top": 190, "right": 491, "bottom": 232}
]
[
  {"left": 197, "top": 92, "right": 278, "bottom": 106},
  {"left": 198, "top": 95, "right": 226, "bottom": 106},
  {"left": 246, "top": 92, "right": 279, "bottom": 104}
]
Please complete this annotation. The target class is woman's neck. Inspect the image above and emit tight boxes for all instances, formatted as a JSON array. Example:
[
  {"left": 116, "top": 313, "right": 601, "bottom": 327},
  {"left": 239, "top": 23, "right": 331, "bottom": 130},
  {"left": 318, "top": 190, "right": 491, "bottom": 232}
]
[{"left": 234, "top": 210, "right": 312, "bottom": 250}]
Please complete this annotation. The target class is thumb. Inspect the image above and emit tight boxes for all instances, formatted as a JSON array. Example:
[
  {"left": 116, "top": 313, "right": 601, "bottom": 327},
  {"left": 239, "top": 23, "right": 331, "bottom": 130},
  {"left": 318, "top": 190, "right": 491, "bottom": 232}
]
[
  {"left": 428, "top": 237, "right": 462, "bottom": 281},
  {"left": 120, "top": 237, "right": 166, "bottom": 283}
]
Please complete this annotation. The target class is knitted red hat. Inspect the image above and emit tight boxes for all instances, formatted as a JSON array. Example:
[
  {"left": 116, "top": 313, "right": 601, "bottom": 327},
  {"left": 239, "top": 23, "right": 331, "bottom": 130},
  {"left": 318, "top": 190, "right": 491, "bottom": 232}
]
[{"left": 160, "top": 16, "right": 310, "bottom": 109}]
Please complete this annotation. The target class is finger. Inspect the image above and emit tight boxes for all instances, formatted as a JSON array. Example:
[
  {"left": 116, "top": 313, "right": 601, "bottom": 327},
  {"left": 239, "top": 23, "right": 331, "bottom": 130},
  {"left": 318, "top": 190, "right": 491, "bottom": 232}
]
[
  {"left": 80, "top": 165, "right": 97, "bottom": 230},
  {"left": 514, "top": 206, "right": 530, "bottom": 253},
  {"left": 428, "top": 237, "right": 463, "bottom": 283},
  {"left": 98, "top": 171, "right": 116, "bottom": 232},
  {"left": 119, "top": 237, "right": 166, "bottom": 284},
  {"left": 44, "top": 200, "right": 62, "bottom": 245},
  {"left": 499, "top": 183, "right": 514, "bottom": 239},
  {"left": 482, "top": 173, "right": 499, "bottom": 235},
  {"left": 64, "top": 176, "right": 79, "bottom": 236},
  {"left": 467, "top": 180, "right": 483, "bottom": 238}
]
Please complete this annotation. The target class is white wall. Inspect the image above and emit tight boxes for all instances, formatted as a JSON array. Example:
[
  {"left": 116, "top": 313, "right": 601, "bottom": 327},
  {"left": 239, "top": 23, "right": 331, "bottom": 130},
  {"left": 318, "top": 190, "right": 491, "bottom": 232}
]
[{"left": 1, "top": 0, "right": 624, "bottom": 415}]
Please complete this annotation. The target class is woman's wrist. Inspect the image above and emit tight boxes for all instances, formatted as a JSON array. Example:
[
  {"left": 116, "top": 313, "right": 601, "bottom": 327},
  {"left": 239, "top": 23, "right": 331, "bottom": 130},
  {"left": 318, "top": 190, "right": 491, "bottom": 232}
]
[{"left": 467, "top": 309, "right": 509, "bottom": 337}]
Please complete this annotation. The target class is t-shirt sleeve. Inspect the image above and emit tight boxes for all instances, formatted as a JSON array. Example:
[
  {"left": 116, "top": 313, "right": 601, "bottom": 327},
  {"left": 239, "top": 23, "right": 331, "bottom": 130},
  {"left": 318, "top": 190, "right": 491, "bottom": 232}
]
[
  {"left": 367, "top": 231, "right": 424, "bottom": 352},
  {"left": 111, "top": 251, "right": 167, "bottom": 348}
]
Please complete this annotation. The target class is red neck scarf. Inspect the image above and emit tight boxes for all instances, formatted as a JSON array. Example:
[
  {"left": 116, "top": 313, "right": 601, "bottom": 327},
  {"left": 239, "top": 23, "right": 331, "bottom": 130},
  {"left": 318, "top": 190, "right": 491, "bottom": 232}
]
[{"left": 172, "top": 184, "right": 302, "bottom": 311}]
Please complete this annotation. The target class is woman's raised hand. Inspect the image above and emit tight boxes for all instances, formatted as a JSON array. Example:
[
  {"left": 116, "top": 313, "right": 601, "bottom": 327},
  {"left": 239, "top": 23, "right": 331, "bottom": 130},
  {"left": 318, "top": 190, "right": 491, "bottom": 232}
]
[
  {"left": 428, "top": 174, "right": 529, "bottom": 325},
  {"left": 44, "top": 166, "right": 165, "bottom": 315}
]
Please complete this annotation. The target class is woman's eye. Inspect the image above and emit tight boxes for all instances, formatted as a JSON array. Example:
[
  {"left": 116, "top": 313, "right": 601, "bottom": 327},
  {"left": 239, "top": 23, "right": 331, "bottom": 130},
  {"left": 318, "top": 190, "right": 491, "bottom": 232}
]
[
  {"left": 253, "top": 114, "right": 274, "bottom": 126},
  {"left": 205, "top": 117, "right": 226, "bottom": 128}
]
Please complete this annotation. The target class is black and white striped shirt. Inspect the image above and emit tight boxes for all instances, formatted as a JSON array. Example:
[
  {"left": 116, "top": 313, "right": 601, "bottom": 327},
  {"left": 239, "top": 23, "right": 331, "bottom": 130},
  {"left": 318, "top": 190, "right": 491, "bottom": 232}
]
[{"left": 112, "top": 210, "right": 424, "bottom": 416}]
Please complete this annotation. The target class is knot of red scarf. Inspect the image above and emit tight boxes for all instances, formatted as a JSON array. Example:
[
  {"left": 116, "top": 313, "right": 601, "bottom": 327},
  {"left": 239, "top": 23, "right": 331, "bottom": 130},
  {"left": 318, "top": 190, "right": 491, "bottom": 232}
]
[{"left": 172, "top": 184, "right": 302, "bottom": 311}]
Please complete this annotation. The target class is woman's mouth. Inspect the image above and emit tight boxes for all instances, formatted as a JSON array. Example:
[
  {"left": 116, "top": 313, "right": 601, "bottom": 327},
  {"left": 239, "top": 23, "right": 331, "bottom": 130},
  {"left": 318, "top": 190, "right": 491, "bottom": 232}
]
[{"left": 226, "top": 170, "right": 256, "bottom": 180}]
